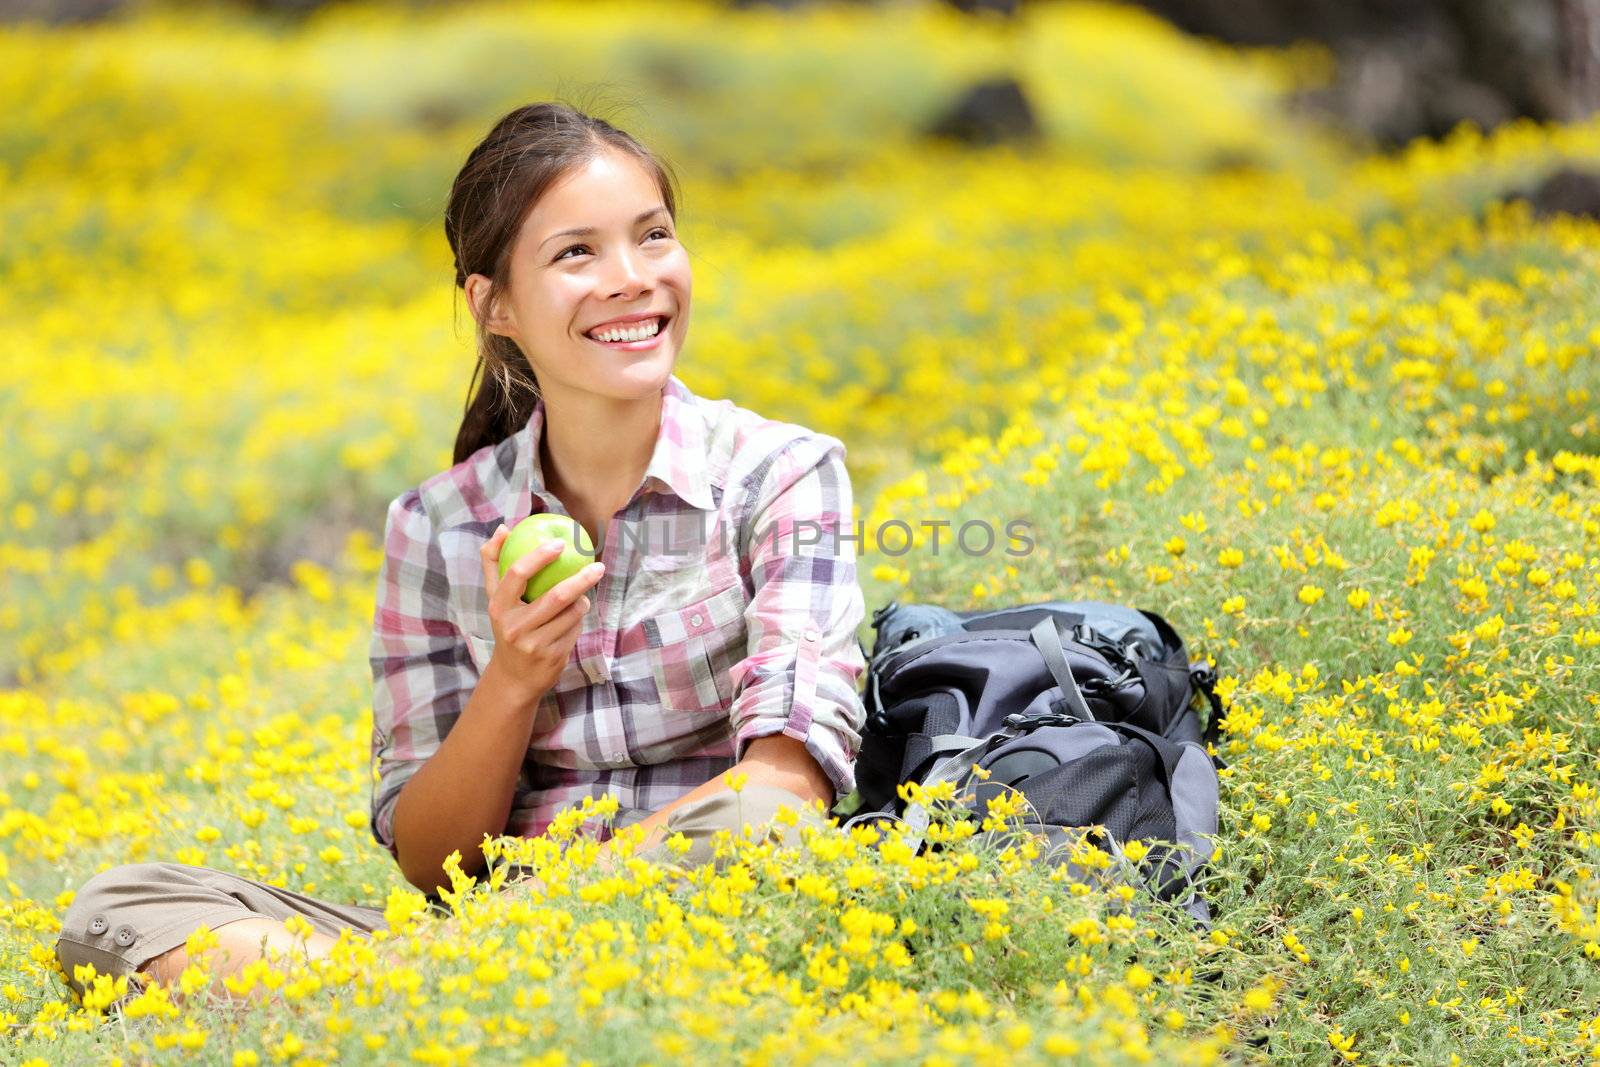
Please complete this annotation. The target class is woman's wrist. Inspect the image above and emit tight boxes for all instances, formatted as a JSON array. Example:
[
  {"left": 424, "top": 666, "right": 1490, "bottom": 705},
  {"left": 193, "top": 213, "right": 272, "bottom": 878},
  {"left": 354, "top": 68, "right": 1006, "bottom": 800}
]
[{"left": 479, "top": 654, "right": 548, "bottom": 713}]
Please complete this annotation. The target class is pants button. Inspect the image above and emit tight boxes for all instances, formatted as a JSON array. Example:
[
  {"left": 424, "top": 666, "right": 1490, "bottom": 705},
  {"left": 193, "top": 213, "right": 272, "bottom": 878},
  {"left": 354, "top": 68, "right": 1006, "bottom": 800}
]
[
  {"left": 113, "top": 925, "right": 137, "bottom": 948},
  {"left": 88, "top": 916, "right": 108, "bottom": 935}
]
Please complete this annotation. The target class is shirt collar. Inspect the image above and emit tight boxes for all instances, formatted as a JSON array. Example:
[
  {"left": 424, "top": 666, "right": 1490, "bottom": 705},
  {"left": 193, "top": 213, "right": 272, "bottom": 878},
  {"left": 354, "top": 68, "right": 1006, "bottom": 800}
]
[{"left": 521, "top": 372, "right": 715, "bottom": 515}]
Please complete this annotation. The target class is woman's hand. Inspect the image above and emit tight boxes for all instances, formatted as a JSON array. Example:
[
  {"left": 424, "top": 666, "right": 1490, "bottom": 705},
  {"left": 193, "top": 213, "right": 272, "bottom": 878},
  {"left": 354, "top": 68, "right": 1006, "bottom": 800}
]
[{"left": 479, "top": 524, "right": 605, "bottom": 702}]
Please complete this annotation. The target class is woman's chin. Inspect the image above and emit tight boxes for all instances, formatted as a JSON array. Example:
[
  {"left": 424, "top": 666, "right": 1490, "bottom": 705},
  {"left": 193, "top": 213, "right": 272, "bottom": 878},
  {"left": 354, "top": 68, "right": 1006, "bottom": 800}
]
[{"left": 596, "top": 350, "right": 678, "bottom": 396}]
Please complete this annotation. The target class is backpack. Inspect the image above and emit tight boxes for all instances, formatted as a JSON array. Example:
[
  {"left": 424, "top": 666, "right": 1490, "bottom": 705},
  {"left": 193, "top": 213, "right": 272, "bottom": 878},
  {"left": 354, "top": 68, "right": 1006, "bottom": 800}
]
[{"left": 832, "top": 598, "right": 1228, "bottom": 928}]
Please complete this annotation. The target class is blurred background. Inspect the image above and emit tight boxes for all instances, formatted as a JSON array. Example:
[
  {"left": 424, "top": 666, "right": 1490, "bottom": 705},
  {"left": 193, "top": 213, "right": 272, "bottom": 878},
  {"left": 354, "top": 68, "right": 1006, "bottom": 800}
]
[
  {"left": 10, "top": 0, "right": 1600, "bottom": 147},
  {"left": 5, "top": 0, "right": 1599, "bottom": 691}
]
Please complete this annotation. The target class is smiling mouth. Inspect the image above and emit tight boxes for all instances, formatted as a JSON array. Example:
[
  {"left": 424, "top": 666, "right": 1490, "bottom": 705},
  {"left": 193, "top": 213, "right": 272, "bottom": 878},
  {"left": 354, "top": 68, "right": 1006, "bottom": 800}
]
[{"left": 584, "top": 314, "right": 671, "bottom": 344}]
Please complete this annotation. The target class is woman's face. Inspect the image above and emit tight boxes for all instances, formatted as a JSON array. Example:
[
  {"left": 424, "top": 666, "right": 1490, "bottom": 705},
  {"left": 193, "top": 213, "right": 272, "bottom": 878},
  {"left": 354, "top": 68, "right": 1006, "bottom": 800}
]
[{"left": 471, "top": 146, "right": 692, "bottom": 401}]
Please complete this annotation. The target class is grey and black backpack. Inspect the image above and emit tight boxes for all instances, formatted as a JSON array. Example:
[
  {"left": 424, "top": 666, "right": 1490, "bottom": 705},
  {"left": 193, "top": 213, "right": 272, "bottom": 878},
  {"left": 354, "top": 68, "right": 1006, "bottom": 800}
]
[{"left": 833, "top": 598, "right": 1228, "bottom": 928}]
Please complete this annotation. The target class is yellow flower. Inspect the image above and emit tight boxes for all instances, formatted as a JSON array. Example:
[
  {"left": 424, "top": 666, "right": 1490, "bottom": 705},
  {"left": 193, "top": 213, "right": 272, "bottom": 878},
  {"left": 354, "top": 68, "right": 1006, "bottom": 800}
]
[
  {"left": 185, "top": 925, "right": 220, "bottom": 957},
  {"left": 967, "top": 898, "right": 1010, "bottom": 920},
  {"left": 1042, "top": 1035, "right": 1081, "bottom": 1056},
  {"left": 382, "top": 886, "right": 428, "bottom": 930},
  {"left": 1242, "top": 979, "right": 1277, "bottom": 1013},
  {"left": 1297, "top": 584, "right": 1324, "bottom": 605},
  {"left": 281, "top": 915, "right": 315, "bottom": 941}
]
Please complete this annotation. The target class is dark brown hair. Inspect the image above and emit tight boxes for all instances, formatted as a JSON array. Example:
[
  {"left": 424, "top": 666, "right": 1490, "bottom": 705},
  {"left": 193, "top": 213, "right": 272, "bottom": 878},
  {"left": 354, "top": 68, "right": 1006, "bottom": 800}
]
[{"left": 446, "top": 101, "right": 682, "bottom": 466}]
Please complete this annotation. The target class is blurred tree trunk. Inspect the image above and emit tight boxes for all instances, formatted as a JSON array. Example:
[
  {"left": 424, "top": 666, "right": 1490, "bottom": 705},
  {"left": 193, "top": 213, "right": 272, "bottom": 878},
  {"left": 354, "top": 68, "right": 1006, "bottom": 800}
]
[
  {"left": 1124, "top": 0, "right": 1600, "bottom": 145},
  {"left": 0, "top": 0, "right": 123, "bottom": 22}
]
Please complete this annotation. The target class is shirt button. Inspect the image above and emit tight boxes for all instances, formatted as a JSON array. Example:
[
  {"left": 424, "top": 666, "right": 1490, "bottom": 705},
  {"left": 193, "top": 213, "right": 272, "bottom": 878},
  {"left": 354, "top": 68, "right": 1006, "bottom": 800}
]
[
  {"left": 612, "top": 751, "right": 627, "bottom": 763},
  {"left": 690, "top": 613, "right": 704, "bottom": 627},
  {"left": 804, "top": 627, "right": 820, "bottom": 642},
  {"left": 113, "top": 925, "right": 137, "bottom": 948},
  {"left": 88, "top": 916, "right": 108, "bottom": 936}
]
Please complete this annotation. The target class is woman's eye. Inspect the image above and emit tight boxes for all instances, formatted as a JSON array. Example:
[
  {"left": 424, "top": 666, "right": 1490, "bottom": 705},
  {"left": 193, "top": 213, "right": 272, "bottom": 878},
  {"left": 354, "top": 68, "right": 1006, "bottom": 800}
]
[{"left": 557, "top": 229, "right": 671, "bottom": 262}]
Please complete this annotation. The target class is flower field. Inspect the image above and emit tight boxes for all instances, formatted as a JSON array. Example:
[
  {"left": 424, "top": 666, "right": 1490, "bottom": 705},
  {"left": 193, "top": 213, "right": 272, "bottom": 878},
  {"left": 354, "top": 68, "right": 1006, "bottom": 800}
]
[{"left": 3, "top": 0, "right": 1600, "bottom": 1063}]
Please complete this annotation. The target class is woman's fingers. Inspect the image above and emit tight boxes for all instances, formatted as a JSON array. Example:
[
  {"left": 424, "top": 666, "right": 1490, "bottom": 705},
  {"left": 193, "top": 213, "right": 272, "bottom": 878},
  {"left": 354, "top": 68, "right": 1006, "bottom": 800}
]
[
  {"left": 500, "top": 605, "right": 585, "bottom": 675},
  {"left": 493, "top": 540, "right": 580, "bottom": 619},
  {"left": 551, "top": 603, "right": 586, "bottom": 643},
  {"left": 509, "top": 593, "right": 589, "bottom": 648},
  {"left": 512, "top": 559, "right": 605, "bottom": 630},
  {"left": 479, "top": 525, "right": 510, "bottom": 601}
]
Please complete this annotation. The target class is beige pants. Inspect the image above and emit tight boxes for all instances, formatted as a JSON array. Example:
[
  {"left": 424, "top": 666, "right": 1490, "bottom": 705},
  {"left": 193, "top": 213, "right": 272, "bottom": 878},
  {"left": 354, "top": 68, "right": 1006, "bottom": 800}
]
[{"left": 55, "top": 785, "right": 823, "bottom": 1001}]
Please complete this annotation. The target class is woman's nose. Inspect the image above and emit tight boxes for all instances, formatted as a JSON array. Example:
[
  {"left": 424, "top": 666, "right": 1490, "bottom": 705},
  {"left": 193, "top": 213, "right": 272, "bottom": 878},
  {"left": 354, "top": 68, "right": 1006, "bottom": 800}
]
[{"left": 603, "top": 245, "right": 649, "bottom": 297}]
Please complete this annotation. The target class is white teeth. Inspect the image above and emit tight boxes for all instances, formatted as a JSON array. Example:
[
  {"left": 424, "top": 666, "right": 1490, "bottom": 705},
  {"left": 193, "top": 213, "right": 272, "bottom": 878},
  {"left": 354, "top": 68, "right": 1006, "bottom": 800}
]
[{"left": 590, "top": 317, "right": 662, "bottom": 343}]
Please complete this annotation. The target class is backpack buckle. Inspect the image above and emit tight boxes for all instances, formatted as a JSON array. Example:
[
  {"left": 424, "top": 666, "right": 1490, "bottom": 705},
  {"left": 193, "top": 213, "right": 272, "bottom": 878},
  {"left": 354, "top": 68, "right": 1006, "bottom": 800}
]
[
  {"left": 867, "top": 666, "right": 887, "bottom": 728},
  {"left": 1070, "top": 622, "right": 1139, "bottom": 668},
  {"left": 1005, "top": 710, "right": 1082, "bottom": 731}
]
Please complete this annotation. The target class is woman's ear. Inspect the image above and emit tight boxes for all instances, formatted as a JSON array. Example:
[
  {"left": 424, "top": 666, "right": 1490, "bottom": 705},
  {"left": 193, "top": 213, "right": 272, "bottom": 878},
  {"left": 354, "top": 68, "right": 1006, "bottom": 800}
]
[{"left": 464, "top": 273, "right": 516, "bottom": 338}]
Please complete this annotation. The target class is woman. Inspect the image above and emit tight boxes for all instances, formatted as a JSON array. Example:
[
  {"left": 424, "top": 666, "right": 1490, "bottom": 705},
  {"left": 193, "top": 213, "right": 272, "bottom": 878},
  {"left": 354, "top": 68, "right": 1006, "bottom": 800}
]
[{"left": 54, "top": 101, "right": 869, "bottom": 1006}]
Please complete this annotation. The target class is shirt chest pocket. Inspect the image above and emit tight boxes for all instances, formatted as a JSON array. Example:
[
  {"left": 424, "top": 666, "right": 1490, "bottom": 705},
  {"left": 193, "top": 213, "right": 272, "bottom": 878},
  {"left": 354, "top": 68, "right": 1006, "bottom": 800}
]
[{"left": 643, "top": 581, "right": 749, "bottom": 716}]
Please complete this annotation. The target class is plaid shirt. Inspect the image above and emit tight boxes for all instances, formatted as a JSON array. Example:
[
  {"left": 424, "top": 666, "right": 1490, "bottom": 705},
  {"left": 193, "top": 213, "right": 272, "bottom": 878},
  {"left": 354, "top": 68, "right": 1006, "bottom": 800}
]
[{"left": 367, "top": 373, "right": 867, "bottom": 857}]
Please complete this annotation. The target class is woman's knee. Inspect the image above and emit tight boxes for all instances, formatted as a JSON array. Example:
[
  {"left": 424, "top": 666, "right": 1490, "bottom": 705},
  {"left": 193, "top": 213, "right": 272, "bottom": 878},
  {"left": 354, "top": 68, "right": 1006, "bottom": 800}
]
[
  {"left": 660, "top": 784, "right": 825, "bottom": 863},
  {"left": 714, "top": 784, "right": 829, "bottom": 831}
]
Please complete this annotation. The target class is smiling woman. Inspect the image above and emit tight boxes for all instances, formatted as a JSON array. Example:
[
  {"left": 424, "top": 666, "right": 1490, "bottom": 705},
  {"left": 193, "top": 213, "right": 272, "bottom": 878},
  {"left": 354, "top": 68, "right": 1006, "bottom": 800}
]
[{"left": 52, "top": 101, "right": 869, "bottom": 1009}]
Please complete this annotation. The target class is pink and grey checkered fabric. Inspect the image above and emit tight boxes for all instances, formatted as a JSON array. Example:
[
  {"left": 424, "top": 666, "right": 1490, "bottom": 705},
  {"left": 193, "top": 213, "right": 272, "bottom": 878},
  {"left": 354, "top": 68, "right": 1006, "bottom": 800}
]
[{"left": 367, "top": 373, "right": 867, "bottom": 857}]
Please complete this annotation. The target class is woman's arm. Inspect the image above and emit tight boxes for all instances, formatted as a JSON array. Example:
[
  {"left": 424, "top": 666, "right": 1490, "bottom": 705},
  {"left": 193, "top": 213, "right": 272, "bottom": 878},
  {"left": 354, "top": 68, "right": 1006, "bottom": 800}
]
[
  {"left": 368, "top": 489, "right": 580, "bottom": 896},
  {"left": 389, "top": 656, "right": 547, "bottom": 894}
]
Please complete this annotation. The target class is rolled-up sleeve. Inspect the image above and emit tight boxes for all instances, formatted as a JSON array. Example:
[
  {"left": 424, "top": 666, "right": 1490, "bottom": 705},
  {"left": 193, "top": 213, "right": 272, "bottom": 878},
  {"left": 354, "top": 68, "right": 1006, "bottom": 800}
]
[
  {"left": 727, "top": 436, "right": 868, "bottom": 801},
  {"left": 367, "top": 488, "right": 475, "bottom": 860}
]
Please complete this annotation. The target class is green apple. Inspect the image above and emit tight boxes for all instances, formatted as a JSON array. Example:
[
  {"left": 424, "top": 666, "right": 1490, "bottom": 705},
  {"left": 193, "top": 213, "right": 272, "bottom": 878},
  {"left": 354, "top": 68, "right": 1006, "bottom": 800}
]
[{"left": 498, "top": 513, "right": 598, "bottom": 604}]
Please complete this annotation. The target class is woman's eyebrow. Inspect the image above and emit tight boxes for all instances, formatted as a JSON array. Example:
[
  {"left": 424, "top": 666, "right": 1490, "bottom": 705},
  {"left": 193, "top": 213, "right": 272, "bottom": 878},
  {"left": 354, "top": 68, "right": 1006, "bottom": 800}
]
[{"left": 540, "top": 206, "right": 669, "bottom": 249}]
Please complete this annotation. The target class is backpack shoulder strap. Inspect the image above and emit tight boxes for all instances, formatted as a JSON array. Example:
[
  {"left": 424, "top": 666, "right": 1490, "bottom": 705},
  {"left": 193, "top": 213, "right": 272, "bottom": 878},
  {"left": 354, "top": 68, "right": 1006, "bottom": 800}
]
[{"left": 1028, "top": 618, "right": 1095, "bottom": 722}]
